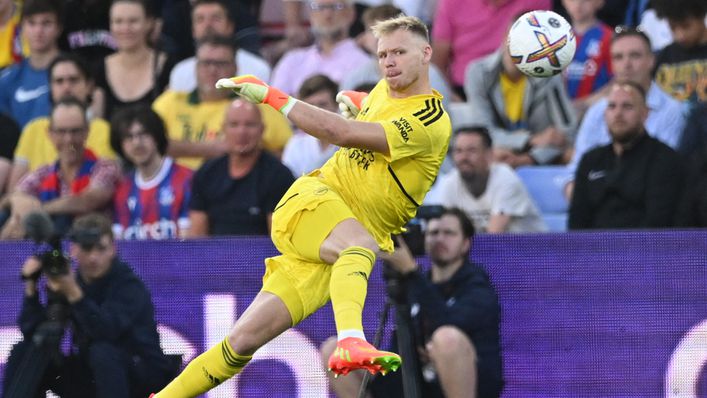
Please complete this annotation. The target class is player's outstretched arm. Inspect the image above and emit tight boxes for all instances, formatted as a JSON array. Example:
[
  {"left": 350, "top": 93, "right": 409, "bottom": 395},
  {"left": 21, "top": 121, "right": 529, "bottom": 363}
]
[{"left": 216, "top": 75, "right": 389, "bottom": 155}]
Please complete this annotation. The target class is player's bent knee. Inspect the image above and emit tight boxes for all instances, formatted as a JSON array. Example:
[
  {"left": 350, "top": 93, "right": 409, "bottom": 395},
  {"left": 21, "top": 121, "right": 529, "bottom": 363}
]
[
  {"left": 351, "top": 235, "right": 379, "bottom": 253},
  {"left": 428, "top": 326, "right": 476, "bottom": 361},
  {"left": 320, "top": 219, "right": 379, "bottom": 263}
]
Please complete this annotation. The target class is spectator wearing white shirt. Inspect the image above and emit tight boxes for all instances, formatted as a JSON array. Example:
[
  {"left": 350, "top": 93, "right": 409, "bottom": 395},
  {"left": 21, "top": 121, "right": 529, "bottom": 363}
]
[
  {"left": 282, "top": 74, "right": 339, "bottom": 176},
  {"left": 168, "top": 0, "right": 271, "bottom": 92},
  {"left": 435, "top": 126, "right": 546, "bottom": 233}
]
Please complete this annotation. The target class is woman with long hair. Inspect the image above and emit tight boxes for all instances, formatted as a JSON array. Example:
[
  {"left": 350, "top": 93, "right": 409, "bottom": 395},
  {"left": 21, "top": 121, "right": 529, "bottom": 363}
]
[{"left": 94, "top": 0, "right": 175, "bottom": 120}]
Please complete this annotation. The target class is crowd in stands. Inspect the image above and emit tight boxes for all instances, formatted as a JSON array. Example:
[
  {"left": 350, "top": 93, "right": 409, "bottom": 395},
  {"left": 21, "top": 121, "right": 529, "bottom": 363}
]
[{"left": 0, "top": 0, "right": 705, "bottom": 239}]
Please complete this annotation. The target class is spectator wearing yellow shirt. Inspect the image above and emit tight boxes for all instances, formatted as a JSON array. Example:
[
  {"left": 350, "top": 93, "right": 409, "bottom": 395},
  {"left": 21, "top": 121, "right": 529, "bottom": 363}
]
[
  {"left": 0, "top": 0, "right": 29, "bottom": 69},
  {"left": 153, "top": 35, "right": 291, "bottom": 170},
  {"left": 8, "top": 53, "right": 115, "bottom": 190}
]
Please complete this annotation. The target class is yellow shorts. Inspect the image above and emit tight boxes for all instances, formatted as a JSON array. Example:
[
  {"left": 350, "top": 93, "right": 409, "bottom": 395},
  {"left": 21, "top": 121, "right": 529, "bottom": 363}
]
[{"left": 262, "top": 176, "right": 355, "bottom": 326}]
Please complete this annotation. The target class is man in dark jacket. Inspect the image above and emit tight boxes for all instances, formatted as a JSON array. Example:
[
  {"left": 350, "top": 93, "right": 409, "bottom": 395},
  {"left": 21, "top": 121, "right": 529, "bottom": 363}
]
[
  {"left": 322, "top": 207, "right": 504, "bottom": 398},
  {"left": 569, "top": 81, "right": 686, "bottom": 229},
  {"left": 3, "top": 213, "right": 175, "bottom": 397}
]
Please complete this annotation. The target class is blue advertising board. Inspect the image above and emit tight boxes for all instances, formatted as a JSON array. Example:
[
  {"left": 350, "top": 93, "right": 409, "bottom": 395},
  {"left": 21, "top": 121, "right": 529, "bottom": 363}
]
[{"left": 0, "top": 231, "right": 705, "bottom": 397}]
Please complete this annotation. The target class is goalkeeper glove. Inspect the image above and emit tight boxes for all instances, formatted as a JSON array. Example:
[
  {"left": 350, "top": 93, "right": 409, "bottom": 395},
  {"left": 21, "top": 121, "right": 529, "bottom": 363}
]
[
  {"left": 215, "top": 75, "right": 297, "bottom": 115},
  {"left": 336, "top": 90, "right": 368, "bottom": 120}
]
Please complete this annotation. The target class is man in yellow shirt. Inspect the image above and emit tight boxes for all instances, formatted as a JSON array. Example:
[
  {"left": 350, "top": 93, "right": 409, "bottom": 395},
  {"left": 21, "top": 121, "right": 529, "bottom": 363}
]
[
  {"left": 463, "top": 29, "right": 577, "bottom": 167},
  {"left": 153, "top": 15, "right": 451, "bottom": 398},
  {"left": 153, "top": 35, "right": 291, "bottom": 170},
  {"left": 9, "top": 53, "right": 115, "bottom": 190}
]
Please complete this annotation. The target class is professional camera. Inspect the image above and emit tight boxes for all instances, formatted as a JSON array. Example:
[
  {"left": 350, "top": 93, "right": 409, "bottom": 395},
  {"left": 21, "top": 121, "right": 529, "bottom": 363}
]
[
  {"left": 23, "top": 211, "right": 70, "bottom": 278},
  {"left": 39, "top": 236, "right": 71, "bottom": 276},
  {"left": 25, "top": 211, "right": 106, "bottom": 278},
  {"left": 398, "top": 205, "right": 445, "bottom": 257},
  {"left": 387, "top": 205, "right": 445, "bottom": 297}
]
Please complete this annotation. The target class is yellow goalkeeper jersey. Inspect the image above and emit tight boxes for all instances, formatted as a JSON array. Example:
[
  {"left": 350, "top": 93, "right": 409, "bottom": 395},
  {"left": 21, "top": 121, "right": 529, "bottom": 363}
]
[{"left": 318, "top": 79, "right": 451, "bottom": 252}]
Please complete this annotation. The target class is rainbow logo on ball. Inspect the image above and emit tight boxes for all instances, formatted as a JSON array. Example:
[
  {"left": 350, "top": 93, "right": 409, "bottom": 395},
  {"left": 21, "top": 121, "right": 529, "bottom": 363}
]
[
  {"left": 507, "top": 10, "right": 577, "bottom": 77},
  {"left": 525, "top": 31, "right": 569, "bottom": 68}
]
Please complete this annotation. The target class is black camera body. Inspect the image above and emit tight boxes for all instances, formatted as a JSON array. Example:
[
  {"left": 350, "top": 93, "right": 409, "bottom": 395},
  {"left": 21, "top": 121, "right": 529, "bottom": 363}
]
[
  {"left": 24, "top": 211, "right": 103, "bottom": 278},
  {"left": 399, "top": 205, "right": 445, "bottom": 256},
  {"left": 22, "top": 212, "right": 72, "bottom": 280},
  {"left": 386, "top": 205, "right": 446, "bottom": 299},
  {"left": 20, "top": 212, "right": 73, "bottom": 345},
  {"left": 38, "top": 235, "right": 71, "bottom": 277}
]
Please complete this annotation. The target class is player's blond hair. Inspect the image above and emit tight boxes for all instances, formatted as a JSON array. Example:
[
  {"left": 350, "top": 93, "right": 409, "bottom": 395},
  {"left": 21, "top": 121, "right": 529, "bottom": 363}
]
[{"left": 371, "top": 14, "right": 429, "bottom": 43}]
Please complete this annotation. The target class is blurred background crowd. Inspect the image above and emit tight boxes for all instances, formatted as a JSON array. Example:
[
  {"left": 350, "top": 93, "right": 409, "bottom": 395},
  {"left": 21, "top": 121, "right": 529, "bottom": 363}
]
[{"left": 0, "top": 0, "right": 704, "bottom": 239}]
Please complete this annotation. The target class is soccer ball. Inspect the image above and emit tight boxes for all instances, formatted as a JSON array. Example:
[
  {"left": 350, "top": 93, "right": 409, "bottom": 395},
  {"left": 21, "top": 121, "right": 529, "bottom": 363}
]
[{"left": 507, "top": 10, "right": 576, "bottom": 78}]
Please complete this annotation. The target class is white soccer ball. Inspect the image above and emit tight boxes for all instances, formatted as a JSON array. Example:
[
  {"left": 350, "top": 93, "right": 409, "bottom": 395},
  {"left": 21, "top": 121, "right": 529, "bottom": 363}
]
[{"left": 507, "top": 10, "right": 577, "bottom": 78}]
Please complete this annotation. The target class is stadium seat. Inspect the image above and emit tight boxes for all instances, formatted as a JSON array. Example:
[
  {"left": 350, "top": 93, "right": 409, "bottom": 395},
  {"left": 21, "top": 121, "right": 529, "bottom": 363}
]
[
  {"left": 543, "top": 213, "right": 569, "bottom": 232},
  {"left": 516, "top": 166, "right": 571, "bottom": 232},
  {"left": 446, "top": 102, "right": 475, "bottom": 132},
  {"left": 515, "top": 166, "right": 571, "bottom": 213}
]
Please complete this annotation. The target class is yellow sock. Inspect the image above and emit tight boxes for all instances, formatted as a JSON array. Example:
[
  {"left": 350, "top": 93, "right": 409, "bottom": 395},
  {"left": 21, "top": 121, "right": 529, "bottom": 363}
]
[
  {"left": 155, "top": 338, "right": 251, "bottom": 397},
  {"left": 330, "top": 246, "right": 375, "bottom": 333}
]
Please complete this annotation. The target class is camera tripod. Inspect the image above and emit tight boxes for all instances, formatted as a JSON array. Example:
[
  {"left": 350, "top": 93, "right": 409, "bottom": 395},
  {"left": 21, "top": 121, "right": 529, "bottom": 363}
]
[
  {"left": 4, "top": 295, "right": 70, "bottom": 398},
  {"left": 356, "top": 263, "right": 423, "bottom": 398}
]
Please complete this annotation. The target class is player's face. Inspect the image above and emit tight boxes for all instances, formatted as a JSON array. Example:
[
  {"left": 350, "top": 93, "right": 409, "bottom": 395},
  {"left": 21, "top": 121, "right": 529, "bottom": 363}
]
[
  {"left": 121, "top": 121, "right": 159, "bottom": 167},
  {"left": 604, "top": 85, "right": 648, "bottom": 144},
  {"left": 425, "top": 215, "right": 470, "bottom": 268},
  {"left": 302, "top": 89, "right": 338, "bottom": 113},
  {"left": 377, "top": 29, "right": 431, "bottom": 93},
  {"left": 452, "top": 132, "right": 492, "bottom": 178},
  {"left": 196, "top": 44, "right": 236, "bottom": 97},
  {"left": 192, "top": 3, "right": 233, "bottom": 40},
  {"left": 667, "top": 17, "right": 706, "bottom": 48},
  {"left": 110, "top": 1, "right": 153, "bottom": 51},
  {"left": 50, "top": 62, "right": 92, "bottom": 103},
  {"left": 49, "top": 105, "right": 88, "bottom": 165},
  {"left": 71, "top": 235, "right": 116, "bottom": 283},
  {"left": 610, "top": 36, "right": 654, "bottom": 85},
  {"left": 309, "top": 0, "right": 354, "bottom": 39},
  {"left": 223, "top": 101, "right": 264, "bottom": 156},
  {"left": 22, "top": 12, "right": 61, "bottom": 53}
]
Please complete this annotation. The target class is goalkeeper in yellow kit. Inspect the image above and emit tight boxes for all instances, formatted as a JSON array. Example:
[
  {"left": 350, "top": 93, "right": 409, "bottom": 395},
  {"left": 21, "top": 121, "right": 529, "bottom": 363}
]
[{"left": 152, "top": 14, "right": 451, "bottom": 397}]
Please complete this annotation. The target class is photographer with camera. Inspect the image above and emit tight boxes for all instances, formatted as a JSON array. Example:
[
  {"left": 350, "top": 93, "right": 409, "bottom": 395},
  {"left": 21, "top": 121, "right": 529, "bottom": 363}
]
[
  {"left": 321, "top": 207, "right": 504, "bottom": 398},
  {"left": 2, "top": 213, "right": 176, "bottom": 398}
]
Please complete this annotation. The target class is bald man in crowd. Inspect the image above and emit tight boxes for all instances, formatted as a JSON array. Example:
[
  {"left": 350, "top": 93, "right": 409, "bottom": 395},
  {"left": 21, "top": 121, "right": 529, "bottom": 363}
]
[
  {"left": 569, "top": 82, "right": 685, "bottom": 229},
  {"left": 188, "top": 100, "right": 295, "bottom": 236}
]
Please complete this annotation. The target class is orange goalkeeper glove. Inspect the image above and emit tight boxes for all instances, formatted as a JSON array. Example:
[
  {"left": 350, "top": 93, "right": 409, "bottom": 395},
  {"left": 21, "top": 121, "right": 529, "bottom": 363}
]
[
  {"left": 336, "top": 90, "right": 368, "bottom": 120},
  {"left": 215, "top": 75, "right": 298, "bottom": 115}
]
